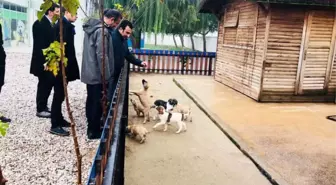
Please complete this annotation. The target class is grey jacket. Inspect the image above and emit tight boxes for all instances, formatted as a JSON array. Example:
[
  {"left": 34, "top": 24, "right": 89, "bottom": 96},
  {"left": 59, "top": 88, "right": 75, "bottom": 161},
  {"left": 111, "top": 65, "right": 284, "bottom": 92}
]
[{"left": 81, "top": 18, "right": 114, "bottom": 85}]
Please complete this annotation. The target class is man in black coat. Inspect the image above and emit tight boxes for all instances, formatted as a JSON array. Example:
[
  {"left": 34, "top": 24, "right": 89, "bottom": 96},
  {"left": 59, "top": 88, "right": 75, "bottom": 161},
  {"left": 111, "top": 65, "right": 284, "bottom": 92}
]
[
  {"left": 107, "top": 20, "right": 147, "bottom": 102},
  {"left": 0, "top": 23, "right": 10, "bottom": 123},
  {"left": 49, "top": 8, "right": 80, "bottom": 136},
  {"left": 30, "top": 3, "right": 60, "bottom": 119}
]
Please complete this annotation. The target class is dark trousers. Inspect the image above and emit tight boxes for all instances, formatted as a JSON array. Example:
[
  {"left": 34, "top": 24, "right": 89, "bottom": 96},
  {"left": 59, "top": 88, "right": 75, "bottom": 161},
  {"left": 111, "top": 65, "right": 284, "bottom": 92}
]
[
  {"left": 86, "top": 84, "right": 105, "bottom": 134},
  {"left": 36, "top": 72, "right": 54, "bottom": 112},
  {"left": 51, "top": 75, "right": 66, "bottom": 128}
]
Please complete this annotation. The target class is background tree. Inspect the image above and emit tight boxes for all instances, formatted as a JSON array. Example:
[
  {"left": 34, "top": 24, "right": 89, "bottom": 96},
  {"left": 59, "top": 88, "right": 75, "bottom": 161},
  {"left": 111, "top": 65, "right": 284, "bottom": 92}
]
[{"left": 195, "top": 13, "right": 218, "bottom": 52}]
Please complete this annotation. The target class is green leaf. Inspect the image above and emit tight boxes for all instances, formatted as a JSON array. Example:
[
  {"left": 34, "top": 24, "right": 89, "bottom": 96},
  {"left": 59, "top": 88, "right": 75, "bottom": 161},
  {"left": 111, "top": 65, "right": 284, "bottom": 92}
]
[
  {"left": 0, "top": 121, "right": 9, "bottom": 137},
  {"left": 42, "top": 41, "right": 68, "bottom": 76},
  {"left": 63, "top": 0, "right": 80, "bottom": 16},
  {"left": 37, "top": 0, "right": 53, "bottom": 21}
]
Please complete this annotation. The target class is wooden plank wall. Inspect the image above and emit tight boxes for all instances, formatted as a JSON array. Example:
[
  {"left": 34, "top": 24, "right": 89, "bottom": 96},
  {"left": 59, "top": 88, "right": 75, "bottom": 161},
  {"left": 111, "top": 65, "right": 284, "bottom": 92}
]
[
  {"left": 215, "top": 1, "right": 264, "bottom": 100},
  {"left": 328, "top": 47, "right": 336, "bottom": 94},
  {"left": 299, "top": 10, "right": 335, "bottom": 93},
  {"left": 261, "top": 6, "right": 305, "bottom": 97}
]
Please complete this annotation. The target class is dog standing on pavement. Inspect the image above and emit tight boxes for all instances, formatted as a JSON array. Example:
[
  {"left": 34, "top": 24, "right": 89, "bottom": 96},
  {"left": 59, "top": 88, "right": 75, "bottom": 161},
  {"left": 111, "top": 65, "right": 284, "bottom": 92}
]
[
  {"left": 153, "top": 106, "right": 187, "bottom": 134},
  {"left": 130, "top": 98, "right": 145, "bottom": 117},
  {"left": 130, "top": 79, "right": 151, "bottom": 123}
]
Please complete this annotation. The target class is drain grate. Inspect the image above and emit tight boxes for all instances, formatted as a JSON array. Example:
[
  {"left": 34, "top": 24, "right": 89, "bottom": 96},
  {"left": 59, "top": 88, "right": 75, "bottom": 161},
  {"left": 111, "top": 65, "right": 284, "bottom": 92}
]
[{"left": 326, "top": 115, "right": 336, "bottom": 122}]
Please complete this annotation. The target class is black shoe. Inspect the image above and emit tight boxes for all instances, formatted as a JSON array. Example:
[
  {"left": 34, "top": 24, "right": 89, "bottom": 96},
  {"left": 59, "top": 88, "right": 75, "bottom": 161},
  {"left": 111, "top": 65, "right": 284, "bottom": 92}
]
[
  {"left": 49, "top": 127, "right": 70, "bottom": 136},
  {"left": 60, "top": 120, "right": 71, "bottom": 127},
  {"left": 45, "top": 107, "right": 51, "bottom": 113},
  {"left": 87, "top": 131, "right": 101, "bottom": 140},
  {"left": 0, "top": 116, "right": 11, "bottom": 123},
  {"left": 36, "top": 111, "right": 51, "bottom": 118}
]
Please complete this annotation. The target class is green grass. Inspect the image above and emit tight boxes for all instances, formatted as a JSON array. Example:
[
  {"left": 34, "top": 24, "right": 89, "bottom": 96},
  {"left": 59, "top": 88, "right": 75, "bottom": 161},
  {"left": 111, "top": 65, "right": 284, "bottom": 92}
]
[{"left": 144, "top": 44, "right": 193, "bottom": 51}]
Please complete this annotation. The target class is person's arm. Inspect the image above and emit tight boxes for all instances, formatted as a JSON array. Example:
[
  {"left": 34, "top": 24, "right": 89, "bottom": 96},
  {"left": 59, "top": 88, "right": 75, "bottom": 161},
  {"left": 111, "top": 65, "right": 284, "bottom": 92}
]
[
  {"left": 32, "top": 21, "right": 45, "bottom": 63},
  {"left": 95, "top": 28, "right": 110, "bottom": 77},
  {"left": 125, "top": 47, "right": 143, "bottom": 66}
]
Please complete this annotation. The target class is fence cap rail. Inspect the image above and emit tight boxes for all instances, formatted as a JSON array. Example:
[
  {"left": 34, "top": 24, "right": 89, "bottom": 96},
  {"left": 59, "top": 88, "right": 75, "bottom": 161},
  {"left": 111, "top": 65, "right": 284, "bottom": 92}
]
[{"left": 132, "top": 49, "right": 216, "bottom": 57}]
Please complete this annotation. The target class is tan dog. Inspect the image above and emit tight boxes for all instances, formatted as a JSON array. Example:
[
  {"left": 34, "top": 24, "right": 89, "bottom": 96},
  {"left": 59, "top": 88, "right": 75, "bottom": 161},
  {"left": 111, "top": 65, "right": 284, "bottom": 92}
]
[
  {"left": 174, "top": 104, "right": 192, "bottom": 122},
  {"left": 130, "top": 98, "right": 145, "bottom": 117},
  {"left": 126, "top": 124, "right": 149, "bottom": 143},
  {"left": 168, "top": 99, "right": 192, "bottom": 122},
  {"left": 130, "top": 79, "right": 151, "bottom": 123}
]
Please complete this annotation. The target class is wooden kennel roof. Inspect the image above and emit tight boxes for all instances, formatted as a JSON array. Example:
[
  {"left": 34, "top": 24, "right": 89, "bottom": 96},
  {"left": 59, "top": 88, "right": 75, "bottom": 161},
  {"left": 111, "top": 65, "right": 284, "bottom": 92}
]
[{"left": 199, "top": 0, "right": 336, "bottom": 13}]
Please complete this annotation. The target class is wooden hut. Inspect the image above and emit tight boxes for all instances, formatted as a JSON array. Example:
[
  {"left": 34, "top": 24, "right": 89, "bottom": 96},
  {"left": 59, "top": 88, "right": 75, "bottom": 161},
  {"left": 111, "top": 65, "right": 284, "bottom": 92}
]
[{"left": 199, "top": 0, "right": 336, "bottom": 102}]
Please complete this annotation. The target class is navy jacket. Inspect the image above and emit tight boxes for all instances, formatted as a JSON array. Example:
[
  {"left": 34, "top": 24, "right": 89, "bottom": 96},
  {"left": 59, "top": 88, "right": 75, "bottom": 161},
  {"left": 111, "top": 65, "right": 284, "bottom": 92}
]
[{"left": 110, "top": 29, "right": 142, "bottom": 77}]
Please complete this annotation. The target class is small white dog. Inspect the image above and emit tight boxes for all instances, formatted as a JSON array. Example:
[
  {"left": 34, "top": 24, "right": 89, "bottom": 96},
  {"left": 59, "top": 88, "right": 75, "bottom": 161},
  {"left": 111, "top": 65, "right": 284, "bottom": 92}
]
[{"left": 153, "top": 106, "right": 187, "bottom": 134}]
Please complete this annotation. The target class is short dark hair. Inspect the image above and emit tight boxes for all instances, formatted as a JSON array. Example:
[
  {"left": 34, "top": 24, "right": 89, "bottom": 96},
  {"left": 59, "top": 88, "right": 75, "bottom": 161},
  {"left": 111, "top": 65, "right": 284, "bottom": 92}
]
[
  {"left": 104, "top": 9, "right": 122, "bottom": 20},
  {"left": 45, "top": 3, "right": 60, "bottom": 15},
  {"left": 117, "top": 19, "right": 133, "bottom": 30},
  {"left": 60, "top": 7, "right": 66, "bottom": 14}
]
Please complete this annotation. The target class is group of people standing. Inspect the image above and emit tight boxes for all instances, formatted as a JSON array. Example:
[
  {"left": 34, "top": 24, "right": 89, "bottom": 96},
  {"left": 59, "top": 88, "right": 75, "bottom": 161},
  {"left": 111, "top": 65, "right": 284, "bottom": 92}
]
[{"left": 0, "top": 4, "right": 146, "bottom": 139}]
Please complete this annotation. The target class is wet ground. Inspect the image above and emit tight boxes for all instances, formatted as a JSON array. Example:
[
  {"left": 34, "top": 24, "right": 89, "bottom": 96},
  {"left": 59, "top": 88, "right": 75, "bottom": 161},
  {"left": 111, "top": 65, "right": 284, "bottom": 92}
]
[
  {"left": 125, "top": 73, "right": 271, "bottom": 185},
  {"left": 174, "top": 76, "right": 336, "bottom": 185}
]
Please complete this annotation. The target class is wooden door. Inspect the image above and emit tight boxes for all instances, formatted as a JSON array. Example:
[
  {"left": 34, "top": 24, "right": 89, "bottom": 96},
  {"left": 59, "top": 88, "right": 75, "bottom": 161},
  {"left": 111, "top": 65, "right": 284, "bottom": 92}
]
[{"left": 297, "top": 10, "right": 336, "bottom": 95}]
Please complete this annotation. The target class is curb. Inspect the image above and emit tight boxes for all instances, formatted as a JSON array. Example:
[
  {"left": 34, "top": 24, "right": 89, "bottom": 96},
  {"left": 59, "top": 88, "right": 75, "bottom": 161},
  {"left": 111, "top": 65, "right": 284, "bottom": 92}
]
[{"left": 173, "top": 78, "right": 291, "bottom": 185}]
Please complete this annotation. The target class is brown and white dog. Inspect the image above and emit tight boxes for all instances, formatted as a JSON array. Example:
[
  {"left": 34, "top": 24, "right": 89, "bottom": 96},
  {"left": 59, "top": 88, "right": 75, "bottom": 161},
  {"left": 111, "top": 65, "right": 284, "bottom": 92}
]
[
  {"left": 153, "top": 106, "right": 187, "bottom": 134},
  {"left": 130, "top": 79, "right": 151, "bottom": 123},
  {"left": 126, "top": 124, "right": 149, "bottom": 143},
  {"left": 130, "top": 98, "right": 145, "bottom": 117},
  {"left": 152, "top": 98, "right": 192, "bottom": 122}
]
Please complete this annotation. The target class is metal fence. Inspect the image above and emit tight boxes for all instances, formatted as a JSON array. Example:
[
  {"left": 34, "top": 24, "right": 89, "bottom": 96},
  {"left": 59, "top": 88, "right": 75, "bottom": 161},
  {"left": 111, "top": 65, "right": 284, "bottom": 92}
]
[
  {"left": 86, "top": 63, "right": 129, "bottom": 185},
  {"left": 130, "top": 49, "right": 217, "bottom": 76}
]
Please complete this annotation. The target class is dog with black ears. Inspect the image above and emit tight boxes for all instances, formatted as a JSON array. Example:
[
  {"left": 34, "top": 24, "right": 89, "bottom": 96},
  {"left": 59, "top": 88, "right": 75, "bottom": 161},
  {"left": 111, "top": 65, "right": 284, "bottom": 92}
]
[
  {"left": 151, "top": 98, "right": 192, "bottom": 122},
  {"left": 152, "top": 106, "right": 187, "bottom": 134}
]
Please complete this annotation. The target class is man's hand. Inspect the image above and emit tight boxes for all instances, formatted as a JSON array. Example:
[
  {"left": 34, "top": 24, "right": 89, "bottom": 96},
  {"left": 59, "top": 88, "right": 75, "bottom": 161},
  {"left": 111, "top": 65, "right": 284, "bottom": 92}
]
[
  {"left": 43, "top": 63, "right": 48, "bottom": 71},
  {"left": 141, "top": 61, "right": 148, "bottom": 68}
]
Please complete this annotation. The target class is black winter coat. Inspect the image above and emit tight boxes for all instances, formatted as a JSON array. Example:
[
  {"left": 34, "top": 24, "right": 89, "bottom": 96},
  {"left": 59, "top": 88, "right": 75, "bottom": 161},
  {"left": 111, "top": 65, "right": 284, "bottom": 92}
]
[
  {"left": 0, "top": 23, "right": 6, "bottom": 89},
  {"left": 30, "top": 16, "right": 56, "bottom": 77},
  {"left": 54, "top": 17, "right": 80, "bottom": 81}
]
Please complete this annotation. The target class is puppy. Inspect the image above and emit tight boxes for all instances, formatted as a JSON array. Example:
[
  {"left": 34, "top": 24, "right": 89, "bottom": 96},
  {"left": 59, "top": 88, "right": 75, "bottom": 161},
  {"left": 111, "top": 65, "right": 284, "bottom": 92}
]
[
  {"left": 126, "top": 124, "right": 149, "bottom": 143},
  {"left": 153, "top": 106, "right": 187, "bottom": 134},
  {"left": 151, "top": 99, "right": 169, "bottom": 121},
  {"left": 130, "top": 98, "right": 145, "bottom": 117},
  {"left": 168, "top": 98, "right": 192, "bottom": 122},
  {"left": 130, "top": 79, "right": 151, "bottom": 123}
]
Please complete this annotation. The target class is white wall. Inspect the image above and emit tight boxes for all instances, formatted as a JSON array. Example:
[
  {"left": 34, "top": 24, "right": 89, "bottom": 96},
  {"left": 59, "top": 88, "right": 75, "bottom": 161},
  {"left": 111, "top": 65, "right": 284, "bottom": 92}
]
[{"left": 145, "top": 32, "right": 218, "bottom": 52}]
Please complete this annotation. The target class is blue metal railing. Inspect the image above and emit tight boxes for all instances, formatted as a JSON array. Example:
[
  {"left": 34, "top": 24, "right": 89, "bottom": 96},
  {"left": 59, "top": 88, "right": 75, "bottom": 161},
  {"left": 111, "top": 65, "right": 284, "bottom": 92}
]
[
  {"left": 130, "top": 49, "right": 217, "bottom": 76},
  {"left": 86, "top": 63, "right": 129, "bottom": 185}
]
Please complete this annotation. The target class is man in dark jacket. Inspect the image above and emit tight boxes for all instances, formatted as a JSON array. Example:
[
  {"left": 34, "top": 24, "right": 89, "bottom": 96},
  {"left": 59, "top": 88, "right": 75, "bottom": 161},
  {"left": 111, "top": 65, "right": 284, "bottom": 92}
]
[
  {"left": 30, "top": 3, "right": 60, "bottom": 118},
  {"left": 48, "top": 8, "right": 80, "bottom": 136},
  {"left": 0, "top": 23, "right": 10, "bottom": 123},
  {"left": 107, "top": 20, "right": 147, "bottom": 102},
  {"left": 81, "top": 9, "right": 122, "bottom": 139}
]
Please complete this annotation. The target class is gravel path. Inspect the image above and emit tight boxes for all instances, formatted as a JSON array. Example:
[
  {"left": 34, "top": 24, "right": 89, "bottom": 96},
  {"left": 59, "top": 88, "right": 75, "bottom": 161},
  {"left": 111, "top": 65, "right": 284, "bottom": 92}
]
[{"left": 0, "top": 52, "right": 98, "bottom": 185}]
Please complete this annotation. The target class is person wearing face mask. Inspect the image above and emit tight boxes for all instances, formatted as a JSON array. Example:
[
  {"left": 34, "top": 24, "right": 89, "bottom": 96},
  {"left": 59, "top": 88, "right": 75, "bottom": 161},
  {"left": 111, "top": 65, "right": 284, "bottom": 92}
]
[
  {"left": 107, "top": 19, "right": 147, "bottom": 102},
  {"left": 44, "top": 7, "right": 80, "bottom": 136},
  {"left": 81, "top": 9, "right": 122, "bottom": 139}
]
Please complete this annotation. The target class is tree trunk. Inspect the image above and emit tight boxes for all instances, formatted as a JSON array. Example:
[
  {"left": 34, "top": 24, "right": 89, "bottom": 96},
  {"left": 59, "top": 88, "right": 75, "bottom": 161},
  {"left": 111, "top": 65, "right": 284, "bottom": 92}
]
[
  {"left": 59, "top": 1, "right": 82, "bottom": 185},
  {"left": 179, "top": 35, "right": 184, "bottom": 48},
  {"left": 173, "top": 34, "right": 178, "bottom": 48},
  {"left": 154, "top": 33, "right": 157, "bottom": 46},
  {"left": 190, "top": 34, "right": 195, "bottom": 51},
  {"left": 202, "top": 33, "right": 207, "bottom": 52}
]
